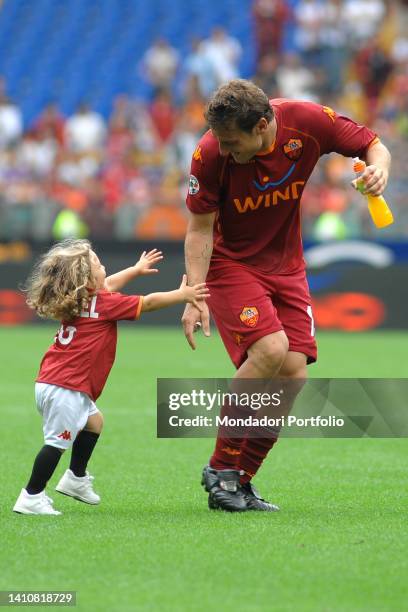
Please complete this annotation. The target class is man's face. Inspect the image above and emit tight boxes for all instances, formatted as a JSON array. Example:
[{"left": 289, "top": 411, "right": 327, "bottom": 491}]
[{"left": 212, "top": 123, "right": 264, "bottom": 164}]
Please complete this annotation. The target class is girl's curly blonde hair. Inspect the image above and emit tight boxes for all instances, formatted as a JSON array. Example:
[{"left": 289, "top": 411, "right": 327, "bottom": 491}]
[{"left": 24, "top": 239, "right": 97, "bottom": 321}]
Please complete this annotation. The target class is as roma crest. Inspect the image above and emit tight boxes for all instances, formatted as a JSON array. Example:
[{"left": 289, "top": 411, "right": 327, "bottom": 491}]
[
  {"left": 239, "top": 306, "right": 259, "bottom": 328},
  {"left": 283, "top": 138, "right": 303, "bottom": 161}
]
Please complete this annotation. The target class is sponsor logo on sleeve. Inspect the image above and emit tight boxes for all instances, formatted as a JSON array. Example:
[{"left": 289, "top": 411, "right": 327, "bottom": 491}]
[
  {"left": 322, "top": 106, "right": 336, "bottom": 123},
  {"left": 239, "top": 306, "right": 259, "bottom": 328},
  {"left": 193, "top": 146, "right": 203, "bottom": 163},
  {"left": 188, "top": 175, "right": 200, "bottom": 195}
]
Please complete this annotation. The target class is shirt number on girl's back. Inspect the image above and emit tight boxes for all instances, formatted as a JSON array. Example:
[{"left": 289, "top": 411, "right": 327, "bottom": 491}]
[
  {"left": 81, "top": 295, "right": 99, "bottom": 318},
  {"left": 57, "top": 325, "right": 77, "bottom": 345}
]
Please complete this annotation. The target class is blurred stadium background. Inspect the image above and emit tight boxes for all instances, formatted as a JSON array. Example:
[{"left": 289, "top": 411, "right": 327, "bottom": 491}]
[{"left": 0, "top": 0, "right": 407, "bottom": 328}]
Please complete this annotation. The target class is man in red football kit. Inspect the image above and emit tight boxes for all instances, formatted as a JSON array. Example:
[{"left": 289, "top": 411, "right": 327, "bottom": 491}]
[{"left": 182, "top": 79, "right": 391, "bottom": 512}]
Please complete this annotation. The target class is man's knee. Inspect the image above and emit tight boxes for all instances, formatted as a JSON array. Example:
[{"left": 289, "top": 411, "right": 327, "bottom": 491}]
[
  {"left": 279, "top": 352, "right": 308, "bottom": 379},
  {"left": 248, "top": 331, "right": 289, "bottom": 375}
]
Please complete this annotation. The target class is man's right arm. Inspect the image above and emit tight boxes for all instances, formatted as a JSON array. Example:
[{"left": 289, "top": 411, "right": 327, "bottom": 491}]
[{"left": 182, "top": 210, "right": 216, "bottom": 350}]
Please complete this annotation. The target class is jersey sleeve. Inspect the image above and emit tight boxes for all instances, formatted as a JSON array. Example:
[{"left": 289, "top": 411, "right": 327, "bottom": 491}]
[
  {"left": 186, "top": 131, "right": 224, "bottom": 214},
  {"left": 100, "top": 291, "right": 143, "bottom": 321},
  {"left": 296, "top": 101, "right": 378, "bottom": 159}
]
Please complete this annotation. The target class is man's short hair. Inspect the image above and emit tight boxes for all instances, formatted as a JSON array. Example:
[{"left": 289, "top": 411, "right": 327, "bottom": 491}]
[{"left": 205, "top": 79, "right": 274, "bottom": 133}]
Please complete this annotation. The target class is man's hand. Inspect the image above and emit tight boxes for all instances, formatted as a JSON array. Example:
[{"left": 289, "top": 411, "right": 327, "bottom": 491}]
[
  {"left": 134, "top": 249, "right": 163, "bottom": 275},
  {"left": 182, "top": 302, "right": 211, "bottom": 350},
  {"left": 178, "top": 274, "right": 210, "bottom": 311},
  {"left": 352, "top": 165, "right": 389, "bottom": 197}
]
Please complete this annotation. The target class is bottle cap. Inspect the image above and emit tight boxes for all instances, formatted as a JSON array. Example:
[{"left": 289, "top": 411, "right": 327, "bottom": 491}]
[{"left": 353, "top": 157, "right": 366, "bottom": 173}]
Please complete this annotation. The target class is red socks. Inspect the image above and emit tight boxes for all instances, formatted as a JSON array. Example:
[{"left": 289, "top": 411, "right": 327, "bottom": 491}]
[
  {"left": 209, "top": 435, "right": 243, "bottom": 470},
  {"left": 209, "top": 400, "right": 278, "bottom": 481},
  {"left": 237, "top": 437, "right": 277, "bottom": 483},
  {"left": 210, "top": 432, "right": 277, "bottom": 482},
  {"left": 209, "top": 399, "right": 243, "bottom": 469}
]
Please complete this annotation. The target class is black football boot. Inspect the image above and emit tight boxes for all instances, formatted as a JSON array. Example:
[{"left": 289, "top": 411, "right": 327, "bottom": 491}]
[
  {"left": 241, "top": 481, "right": 280, "bottom": 512},
  {"left": 201, "top": 465, "right": 247, "bottom": 512}
]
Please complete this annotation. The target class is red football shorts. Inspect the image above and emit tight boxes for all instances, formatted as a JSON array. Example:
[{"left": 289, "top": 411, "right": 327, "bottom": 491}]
[{"left": 207, "top": 260, "right": 317, "bottom": 369}]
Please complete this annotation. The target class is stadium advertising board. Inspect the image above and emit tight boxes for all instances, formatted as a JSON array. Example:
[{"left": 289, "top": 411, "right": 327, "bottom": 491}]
[{"left": 0, "top": 240, "right": 407, "bottom": 329}]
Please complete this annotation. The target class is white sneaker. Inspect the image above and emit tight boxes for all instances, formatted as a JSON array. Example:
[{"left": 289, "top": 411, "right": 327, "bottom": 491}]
[
  {"left": 13, "top": 489, "right": 62, "bottom": 515},
  {"left": 55, "top": 469, "right": 100, "bottom": 505}
]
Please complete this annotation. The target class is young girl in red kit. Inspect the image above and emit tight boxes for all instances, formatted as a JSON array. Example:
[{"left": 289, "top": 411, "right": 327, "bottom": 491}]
[{"left": 13, "top": 239, "right": 209, "bottom": 515}]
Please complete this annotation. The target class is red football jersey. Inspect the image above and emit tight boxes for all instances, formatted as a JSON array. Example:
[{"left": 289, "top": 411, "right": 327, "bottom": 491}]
[
  {"left": 37, "top": 290, "right": 143, "bottom": 401},
  {"left": 186, "top": 99, "right": 378, "bottom": 273}
]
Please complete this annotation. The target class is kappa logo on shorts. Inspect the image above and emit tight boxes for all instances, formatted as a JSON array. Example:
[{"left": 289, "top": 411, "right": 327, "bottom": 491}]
[
  {"left": 233, "top": 332, "right": 245, "bottom": 346},
  {"left": 282, "top": 138, "right": 303, "bottom": 161},
  {"left": 57, "top": 430, "right": 72, "bottom": 441},
  {"left": 239, "top": 306, "right": 259, "bottom": 328},
  {"left": 188, "top": 174, "right": 200, "bottom": 195}
]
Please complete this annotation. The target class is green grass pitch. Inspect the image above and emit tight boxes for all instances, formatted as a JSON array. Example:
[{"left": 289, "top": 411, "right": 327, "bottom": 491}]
[{"left": 1, "top": 326, "right": 407, "bottom": 611}]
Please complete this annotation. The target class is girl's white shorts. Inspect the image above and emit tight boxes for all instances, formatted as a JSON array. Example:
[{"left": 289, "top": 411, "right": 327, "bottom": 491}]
[{"left": 35, "top": 383, "right": 100, "bottom": 450}]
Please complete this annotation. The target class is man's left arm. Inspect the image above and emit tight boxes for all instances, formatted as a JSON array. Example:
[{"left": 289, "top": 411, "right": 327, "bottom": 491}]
[
  {"left": 301, "top": 102, "right": 391, "bottom": 197},
  {"left": 361, "top": 141, "right": 391, "bottom": 196}
]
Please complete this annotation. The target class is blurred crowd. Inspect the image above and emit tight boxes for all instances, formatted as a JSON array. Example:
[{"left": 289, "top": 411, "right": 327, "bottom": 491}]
[{"left": 0, "top": 0, "right": 407, "bottom": 242}]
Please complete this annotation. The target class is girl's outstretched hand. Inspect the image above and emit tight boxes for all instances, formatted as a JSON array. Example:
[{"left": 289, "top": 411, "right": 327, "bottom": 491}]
[
  {"left": 134, "top": 249, "right": 163, "bottom": 275},
  {"left": 178, "top": 274, "right": 210, "bottom": 312}
]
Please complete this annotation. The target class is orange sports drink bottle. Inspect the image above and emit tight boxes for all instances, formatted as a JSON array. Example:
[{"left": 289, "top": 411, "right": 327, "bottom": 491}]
[{"left": 352, "top": 157, "right": 394, "bottom": 228}]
